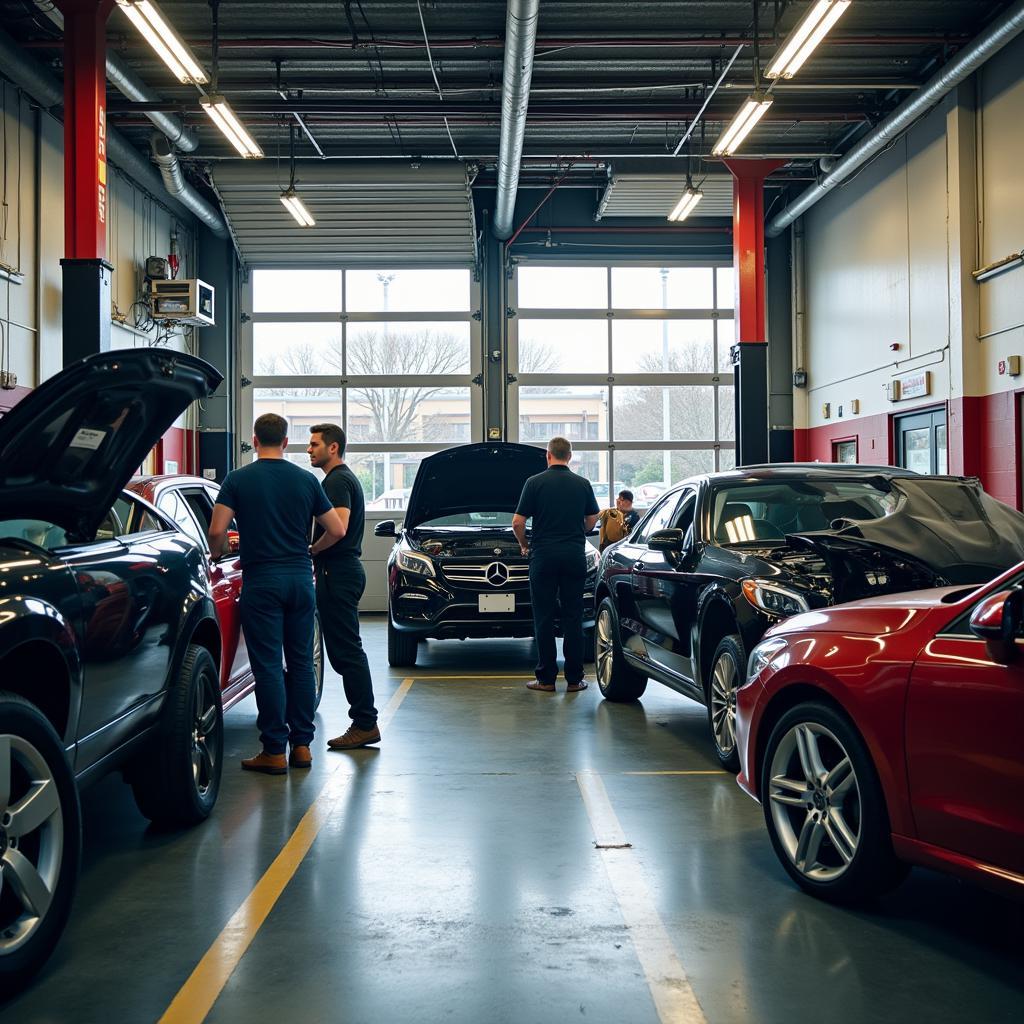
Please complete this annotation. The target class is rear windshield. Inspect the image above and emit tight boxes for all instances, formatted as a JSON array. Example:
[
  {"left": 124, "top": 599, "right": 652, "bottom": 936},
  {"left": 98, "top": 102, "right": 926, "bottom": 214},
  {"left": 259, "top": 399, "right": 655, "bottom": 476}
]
[{"left": 711, "top": 479, "right": 898, "bottom": 546}]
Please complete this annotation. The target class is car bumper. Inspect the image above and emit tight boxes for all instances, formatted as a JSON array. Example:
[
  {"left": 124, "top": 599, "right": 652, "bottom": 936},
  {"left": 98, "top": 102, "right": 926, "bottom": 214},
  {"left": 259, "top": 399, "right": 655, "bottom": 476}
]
[{"left": 735, "top": 677, "right": 767, "bottom": 802}]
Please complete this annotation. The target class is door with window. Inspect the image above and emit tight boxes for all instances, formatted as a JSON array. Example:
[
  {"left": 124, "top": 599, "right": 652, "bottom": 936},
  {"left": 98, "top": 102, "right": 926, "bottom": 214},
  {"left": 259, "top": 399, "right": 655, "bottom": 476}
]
[{"left": 895, "top": 408, "right": 947, "bottom": 475}]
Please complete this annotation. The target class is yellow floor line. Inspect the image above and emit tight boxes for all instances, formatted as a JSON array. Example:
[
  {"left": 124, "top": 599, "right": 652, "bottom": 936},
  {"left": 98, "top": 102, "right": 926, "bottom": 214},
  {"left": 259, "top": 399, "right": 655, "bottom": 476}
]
[
  {"left": 623, "top": 770, "right": 728, "bottom": 776},
  {"left": 159, "top": 677, "right": 415, "bottom": 1024},
  {"left": 576, "top": 771, "right": 708, "bottom": 1024}
]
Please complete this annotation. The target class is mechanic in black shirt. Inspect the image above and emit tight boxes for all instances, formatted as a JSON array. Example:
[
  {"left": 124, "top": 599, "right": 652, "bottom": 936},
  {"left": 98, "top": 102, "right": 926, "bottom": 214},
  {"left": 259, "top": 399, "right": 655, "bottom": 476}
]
[
  {"left": 308, "top": 423, "right": 380, "bottom": 750},
  {"left": 513, "top": 436, "right": 600, "bottom": 693}
]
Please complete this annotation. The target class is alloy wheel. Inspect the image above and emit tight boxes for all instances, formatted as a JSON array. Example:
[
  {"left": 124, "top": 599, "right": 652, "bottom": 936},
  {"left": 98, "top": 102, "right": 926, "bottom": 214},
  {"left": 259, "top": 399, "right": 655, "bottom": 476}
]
[
  {"left": 190, "top": 672, "right": 220, "bottom": 798},
  {"left": 0, "top": 734, "right": 64, "bottom": 955},
  {"left": 768, "top": 722, "right": 861, "bottom": 882},
  {"left": 596, "top": 608, "right": 615, "bottom": 688},
  {"left": 710, "top": 653, "right": 738, "bottom": 755}
]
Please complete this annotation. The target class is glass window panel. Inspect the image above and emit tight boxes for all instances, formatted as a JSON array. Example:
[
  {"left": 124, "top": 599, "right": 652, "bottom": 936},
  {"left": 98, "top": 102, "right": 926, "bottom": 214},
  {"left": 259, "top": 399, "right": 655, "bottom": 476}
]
[
  {"left": 347, "top": 387, "right": 471, "bottom": 443},
  {"left": 903, "top": 427, "right": 933, "bottom": 475},
  {"left": 936, "top": 423, "right": 948, "bottom": 473},
  {"left": 718, "top": 447, "right": 737, "bottom": 472},
  {"left": 345, "top": 269, "right": 471, "bottom": 312},
  {"left": 518, "top": 385, "right": 609, "bottom": 443},
  {"left": 253, "top": 389, "right": 342, "bottom": 442},
  {"left": 613, "top": 386, "right": 715, "bottom": 442},
  {"left": 717, "top": 319, "right": 735, "bottom": 373},
  {"left": 716, "top": 266, "right": 735, "bottom": 310},
  {"left": 672, "top": 449, "right": 715, "bottom": 480},
  {"left": 613, "top": 321, "right": 714, "bottom": 373},
  {"left": 611, "top": 267, "right": 714, "bottom": 309},
  {"left": 518, "top": 320, "right": 608, "bottom": 374},
  {"left": 253, "top": 323, "right": 342, "bottom": 375},
  {"left": 517, "top": 267, "right": 607, "bottom": 308},
  {"left": 345, "top": 451, "right": 438, "bottom": 509},
  {"left": 718, "top": 385, "right": 735, "bottom": 441},
  {"left": 252, "top": 269, "right": 342, "bottom": 313},
  {"left": 346, "top": 322, "right": 471, "bottom": 376}
]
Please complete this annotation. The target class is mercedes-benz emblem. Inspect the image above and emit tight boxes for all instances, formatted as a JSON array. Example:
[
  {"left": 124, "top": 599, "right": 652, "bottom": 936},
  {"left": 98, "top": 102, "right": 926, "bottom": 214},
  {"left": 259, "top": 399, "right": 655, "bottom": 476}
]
[
  {"left": 493, "top": 547, "right": 502, "bottom": 556},
  {"left": 485, "top": 561, "right": 510, "bottom": 587}
]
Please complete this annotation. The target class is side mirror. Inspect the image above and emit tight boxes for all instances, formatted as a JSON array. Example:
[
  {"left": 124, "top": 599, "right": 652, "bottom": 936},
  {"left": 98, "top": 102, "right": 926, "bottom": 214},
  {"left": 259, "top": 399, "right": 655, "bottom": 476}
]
[
  {"left": 648, "top": 528, "right": 686, "bottom": 553},
  {"left": 374, "top": 520, "right": 397, "bottom": 538},
  {"left": 969, "top": 589, "right": 1022, "bottom": 663}
]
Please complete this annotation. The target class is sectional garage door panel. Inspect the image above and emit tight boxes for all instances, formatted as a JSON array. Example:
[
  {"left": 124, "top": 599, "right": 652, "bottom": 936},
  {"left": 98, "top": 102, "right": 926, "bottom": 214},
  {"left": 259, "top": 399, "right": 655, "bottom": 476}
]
[
  {"left": 596, "top": 173, "right": 734, "bottom": 219},
  {"left": 211, "top": 162, "right": 476, "bottom": 266}
]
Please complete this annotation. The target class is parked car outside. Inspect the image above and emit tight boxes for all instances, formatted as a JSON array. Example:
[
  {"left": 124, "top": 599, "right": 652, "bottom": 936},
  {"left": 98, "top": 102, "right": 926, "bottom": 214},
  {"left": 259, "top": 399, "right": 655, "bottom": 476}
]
[
  {"left": 594, "top": 464, "right": 1024, "bottom": 770},
  {"left": 377, "top": 443, "right": 600, "bottom": 667},
  {"left": 0, "top": 349, "right": 223, "bottom": 991},
  {"left": 126, "top": 475, "right": 325, "bottom": 711},
  {"left": 736, "top": 565, "right": 1024, "bottom": 904}
]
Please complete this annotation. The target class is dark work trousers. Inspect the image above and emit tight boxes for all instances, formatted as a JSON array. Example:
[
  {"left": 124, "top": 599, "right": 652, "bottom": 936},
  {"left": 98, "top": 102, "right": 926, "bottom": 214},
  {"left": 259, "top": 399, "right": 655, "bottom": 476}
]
[
  {"left": 315, "top": 556, "right": 378, "bottom": 730},
  {"left": 239, "top": 569, "right": 317, "bottom": 754},
  {"left": 529, "top": 545, "right": 587, "bottom": 685}
]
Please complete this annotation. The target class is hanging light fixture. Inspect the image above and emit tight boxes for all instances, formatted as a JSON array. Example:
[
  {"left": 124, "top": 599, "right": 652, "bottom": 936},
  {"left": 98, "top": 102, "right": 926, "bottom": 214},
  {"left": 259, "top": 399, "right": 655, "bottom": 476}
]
[
  {"left": 115, "top": 1, "right": 208, "bottom": 84},
  {"left": 280, "top": 123, "right": 316, "bottom": 227},
  {"left": 765, "top": 0, "right": 852, "bottom": 80},
  {"left": 667, "top": 177, "right": 704, "bottom": 222},
  {"left": 712, "top": 92, "right": 774, "bottom": 156}
]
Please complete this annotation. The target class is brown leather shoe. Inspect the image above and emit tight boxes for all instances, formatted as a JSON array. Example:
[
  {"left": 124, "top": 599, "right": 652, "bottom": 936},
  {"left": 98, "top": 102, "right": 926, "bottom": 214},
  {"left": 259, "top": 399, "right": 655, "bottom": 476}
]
[
  {"left": 241, "top": 751, "right": 287, "bottom": 775},
  {"left": 289, "top": 745, "right": 312, "bottom": 769},
  {"left": 526, "top": 680, "right": 556, "bottom": 692},
  {"left": 327, "top": 724, "right": 381, "bottom": 750}
]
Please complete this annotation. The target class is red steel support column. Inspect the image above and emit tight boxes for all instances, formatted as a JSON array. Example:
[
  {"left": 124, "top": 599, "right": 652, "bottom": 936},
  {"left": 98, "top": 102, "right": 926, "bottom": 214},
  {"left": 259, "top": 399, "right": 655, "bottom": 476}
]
[
  {"left": 723, "top": 158, "right": 785, "bottom": 465},
  {"left": 57, "top": 0, "right": 116, "bottom": 363}
]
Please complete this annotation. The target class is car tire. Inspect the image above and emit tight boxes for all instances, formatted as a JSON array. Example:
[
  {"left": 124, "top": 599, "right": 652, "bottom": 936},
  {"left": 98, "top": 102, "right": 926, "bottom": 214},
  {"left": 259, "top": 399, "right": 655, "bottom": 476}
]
[
  {"left": 312, "top": 613, "right": 325, "bottom": 712},
  {"left": 582, "top": 627, "right": 596, "bottom": 664},
  {"left": 0, "top": 692, "right": 82, "bottom": 995},
  {"left": 595, "top": 598, "right": 647, "bottom": 701},
  {"left": 707, "top": 635, "right": 745, "bottom": 772},
  {"left": 760, "top": 701, "right": 908, "bottom": 904},
  {"left": 130, "top": 645, "right": 223, "bottom": 828},
  {"left": 387, "top": 616, "right": 418, "bottom": 668}
]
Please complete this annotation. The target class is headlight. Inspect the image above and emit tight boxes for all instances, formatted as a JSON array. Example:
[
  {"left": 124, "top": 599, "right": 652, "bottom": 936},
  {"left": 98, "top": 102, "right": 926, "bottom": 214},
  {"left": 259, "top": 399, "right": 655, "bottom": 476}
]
[
  {"left": 741, "top": 579, "right": 809, "bottom": 619},
  {"left": 585, "top": 546, "right": 601, "bottom": 572},
  {"left": 397, "top": 549, "right": 435, "bottom": 578},
  {"left": 747, "top": 636, "right": 789, "bottom": 683}
]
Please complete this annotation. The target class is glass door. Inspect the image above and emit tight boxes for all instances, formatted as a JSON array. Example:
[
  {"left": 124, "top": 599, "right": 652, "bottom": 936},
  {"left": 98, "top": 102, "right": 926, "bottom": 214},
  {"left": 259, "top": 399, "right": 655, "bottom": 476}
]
[{"left": 895, "top": 407, "right": 947, "bottom": 475}]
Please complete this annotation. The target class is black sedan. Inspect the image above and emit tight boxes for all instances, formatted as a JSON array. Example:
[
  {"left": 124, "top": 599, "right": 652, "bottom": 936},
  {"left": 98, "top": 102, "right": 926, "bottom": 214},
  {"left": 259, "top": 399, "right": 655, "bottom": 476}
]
[
  {"left": 0, "top": 349, "right": 223, "bottom": 992},
  {"left": 594, "top": 464, "right": 1024, "bottom": 770},
  {"left": 376, "top": 443, "right": 601, "bottom": 667}
]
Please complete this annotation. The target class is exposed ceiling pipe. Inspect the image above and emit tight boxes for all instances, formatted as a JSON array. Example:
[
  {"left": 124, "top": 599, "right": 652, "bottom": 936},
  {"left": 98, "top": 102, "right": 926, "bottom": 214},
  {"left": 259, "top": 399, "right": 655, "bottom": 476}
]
[
  {"left": 766, "top": 0, "right": 1024, "bottom": 237},
  {"left": 0, "top": 24, "right": 225, "bottom": 235},
  {"left": 492, "top": 0, "right": 540, "bottom": 240},
  {"left": 150, "top": 134, "right": 229, "bottom": 237}
]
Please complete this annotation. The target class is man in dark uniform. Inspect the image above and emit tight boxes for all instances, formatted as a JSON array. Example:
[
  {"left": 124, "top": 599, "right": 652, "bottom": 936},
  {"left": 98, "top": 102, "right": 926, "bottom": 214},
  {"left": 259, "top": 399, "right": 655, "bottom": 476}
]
[
  {"left": 307, "top": 423, "right": 380, "bottom": 750},
  {"left": 512, "top": 436, "right": 600, "bottom": 693},
  {"left": 209, "top": 413, "right": 344, "bottom": 774}
]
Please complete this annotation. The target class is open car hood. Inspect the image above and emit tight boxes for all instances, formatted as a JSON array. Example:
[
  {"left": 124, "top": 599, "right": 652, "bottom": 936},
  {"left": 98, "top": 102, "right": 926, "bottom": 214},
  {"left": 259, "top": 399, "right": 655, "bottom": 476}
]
[
  {"left": 789, "top": 476, "right": 1024, "bottom": 585},
  {"left": 0, "top": 350, "right": 222, "bottom": 539},
  {"left": 403, "top": 443, "right": 547, "bottom": 529}
]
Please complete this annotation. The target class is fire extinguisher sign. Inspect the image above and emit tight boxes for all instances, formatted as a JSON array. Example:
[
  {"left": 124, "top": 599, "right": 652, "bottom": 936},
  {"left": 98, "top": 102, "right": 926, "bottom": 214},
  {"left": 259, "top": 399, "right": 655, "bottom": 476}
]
[{"left": 97, "top": 106, "right": 107, "bottom": 226}]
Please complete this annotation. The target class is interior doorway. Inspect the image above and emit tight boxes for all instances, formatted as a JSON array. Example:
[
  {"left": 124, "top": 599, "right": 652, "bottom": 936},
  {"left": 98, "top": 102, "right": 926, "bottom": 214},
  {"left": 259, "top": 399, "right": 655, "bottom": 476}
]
[{"left": 895, "top": 407, "right": 947, "bottom": 474}]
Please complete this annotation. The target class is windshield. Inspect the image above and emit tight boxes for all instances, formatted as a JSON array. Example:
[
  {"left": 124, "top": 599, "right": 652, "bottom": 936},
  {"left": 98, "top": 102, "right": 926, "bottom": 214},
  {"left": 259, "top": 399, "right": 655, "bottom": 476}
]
[
  {"left": 710, "top": 479, "right": 899, "bottom": 546},
  {"left": 418, "top": 511, "right": 518, "bottom": 528}
]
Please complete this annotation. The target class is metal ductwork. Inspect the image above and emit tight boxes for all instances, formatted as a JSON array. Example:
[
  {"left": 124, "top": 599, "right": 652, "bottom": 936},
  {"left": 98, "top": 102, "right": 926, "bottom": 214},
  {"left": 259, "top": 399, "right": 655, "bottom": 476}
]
[
  {"left": 106, "top": 52, "right": 197, "bottom": 152},
  {"left": 150, "top": 134, "right": 228, "bottom": 236},
  {"left": 767, "top": 0, "right": 1024, "bottom": 237},
  {"left": 492, "top": 0, "right": 540, "bottom": 239},
  {"left": 0, "top": 24, "right": 226, "bottom": 236}
]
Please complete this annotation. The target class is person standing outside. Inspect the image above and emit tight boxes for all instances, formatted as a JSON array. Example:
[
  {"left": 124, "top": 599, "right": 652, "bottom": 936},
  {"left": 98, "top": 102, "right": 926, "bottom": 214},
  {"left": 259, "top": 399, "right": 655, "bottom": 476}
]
[
  {"left": 209, "top": 413, "right": 344, "bottom": 774},
  {"left": 307, "top": 423, "right": 380, "bottom": 750},
  {"left": 512, "top": 436, "right": 600, "bottom": 692}
]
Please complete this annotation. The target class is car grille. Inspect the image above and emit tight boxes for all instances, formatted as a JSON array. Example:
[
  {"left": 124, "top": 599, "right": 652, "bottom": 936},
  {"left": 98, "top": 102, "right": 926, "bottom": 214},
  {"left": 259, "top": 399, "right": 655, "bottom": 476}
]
[{"left": 439, "top": 560, "right": 530, "bottom": 586}]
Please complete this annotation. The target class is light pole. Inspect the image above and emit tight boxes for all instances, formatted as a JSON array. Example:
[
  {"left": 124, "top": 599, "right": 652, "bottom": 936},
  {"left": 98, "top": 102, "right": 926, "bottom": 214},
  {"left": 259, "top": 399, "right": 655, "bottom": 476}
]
[
  {"left": 377, "top": 272, "right": 396, "bottom": 499},
  {"left": 660, "top": 268, "right": 672, "bottom": 486}
]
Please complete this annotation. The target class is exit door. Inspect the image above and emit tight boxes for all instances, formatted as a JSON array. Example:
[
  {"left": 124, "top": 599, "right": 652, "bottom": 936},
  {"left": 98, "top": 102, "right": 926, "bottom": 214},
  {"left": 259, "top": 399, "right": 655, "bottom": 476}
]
[{"left": 895, "top": 408, "right": 947, "bottom": 475}]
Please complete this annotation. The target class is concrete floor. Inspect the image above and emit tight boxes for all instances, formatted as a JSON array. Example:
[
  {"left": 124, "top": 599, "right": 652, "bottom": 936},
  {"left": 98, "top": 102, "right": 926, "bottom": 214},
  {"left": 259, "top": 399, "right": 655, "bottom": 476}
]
[{"left": 6, "top": 616, "right": 1023, "bottom": 1023}]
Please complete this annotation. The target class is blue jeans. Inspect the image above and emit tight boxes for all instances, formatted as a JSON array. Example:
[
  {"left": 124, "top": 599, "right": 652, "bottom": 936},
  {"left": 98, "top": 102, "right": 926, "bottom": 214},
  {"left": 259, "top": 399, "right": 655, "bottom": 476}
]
[{"left": 239, "top": 570, "right": 317, "bottom": 754}]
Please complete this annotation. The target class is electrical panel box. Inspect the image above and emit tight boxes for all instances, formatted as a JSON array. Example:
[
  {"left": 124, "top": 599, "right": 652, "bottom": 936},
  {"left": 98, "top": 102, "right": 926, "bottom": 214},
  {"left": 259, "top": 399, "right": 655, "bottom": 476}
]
[{"left": 151, "top": 278, "right": 215, "bottom": 327}]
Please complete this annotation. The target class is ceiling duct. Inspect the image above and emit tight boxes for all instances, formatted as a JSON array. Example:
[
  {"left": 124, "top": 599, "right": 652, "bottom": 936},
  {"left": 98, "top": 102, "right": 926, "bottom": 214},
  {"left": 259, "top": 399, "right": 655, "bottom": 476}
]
[
  {"left": 492, "top": 0, "right": 540, "bottom": 240},
  {"left": 767, "top": 0, "right": 1024, "bottom": 237},
  {"left": 150, "top": 134, "right": 228, "bottom": 237}
]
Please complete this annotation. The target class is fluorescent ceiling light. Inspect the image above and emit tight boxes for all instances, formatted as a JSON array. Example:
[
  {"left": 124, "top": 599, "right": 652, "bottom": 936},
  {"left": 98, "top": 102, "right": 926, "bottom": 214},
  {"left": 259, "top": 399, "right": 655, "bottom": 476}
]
[
  {"left": 765, "top": 0, "right": 852, "bottom": 80},
  {"left": 667, "top": 187, "right": 704, "bottom": 222},
  {"left": 280, "top": 189, "right": 316, "bottom": 227},
  {"left": 115, "top": 0, "right": 208, "bottom": 85},
  {"left": 200, "top": 95, "right": 264, "bottom": 158},
  {"left": 712, "top": 93, "right": 774, "bottom": 157}
]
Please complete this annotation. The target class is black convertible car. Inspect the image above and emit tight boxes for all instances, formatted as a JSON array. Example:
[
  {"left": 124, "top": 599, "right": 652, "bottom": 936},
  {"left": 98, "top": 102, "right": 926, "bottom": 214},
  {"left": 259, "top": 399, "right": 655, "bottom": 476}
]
[
  {"left": 0, "top": 349, "right": 223, "bottom": 991},
  {"left": 376, "top": 443, "right": 601, "bottom": 667},
  {"left": 594, "top": 464, "right": 1024, "bottom": 770}
]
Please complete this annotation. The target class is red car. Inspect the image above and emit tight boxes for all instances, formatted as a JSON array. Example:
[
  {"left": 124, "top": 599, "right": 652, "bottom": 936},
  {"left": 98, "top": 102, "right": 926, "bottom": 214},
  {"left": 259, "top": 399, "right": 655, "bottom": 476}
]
[
  {"left": 128, "top": 475, "right": 324, "bottom": 711},
  {"left": 736, "top": 563, "right": 1024, "bottom": 904}
]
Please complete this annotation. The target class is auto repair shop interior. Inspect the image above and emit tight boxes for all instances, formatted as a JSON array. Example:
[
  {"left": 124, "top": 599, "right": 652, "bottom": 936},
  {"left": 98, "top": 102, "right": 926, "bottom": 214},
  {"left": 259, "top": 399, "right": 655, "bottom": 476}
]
[{"left": 0, "top": 1, "right": 1022, "bottom": 1021}]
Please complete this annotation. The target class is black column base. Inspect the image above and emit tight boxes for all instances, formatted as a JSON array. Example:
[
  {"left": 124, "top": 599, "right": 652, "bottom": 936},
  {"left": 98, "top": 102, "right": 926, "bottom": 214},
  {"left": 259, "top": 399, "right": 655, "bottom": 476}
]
[
  {"left": 60, "top": 258, "right": 114, "bottom": 365},
  {"left": 732, "top": 343, "right": 769, "bottom": 467}
]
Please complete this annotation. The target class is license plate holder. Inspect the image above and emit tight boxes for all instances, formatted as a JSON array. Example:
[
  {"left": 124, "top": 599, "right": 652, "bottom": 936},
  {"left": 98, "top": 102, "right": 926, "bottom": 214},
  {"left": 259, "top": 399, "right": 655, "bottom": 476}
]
[{"left": 479, "top": 593, "right": 515, "bottom": 613}]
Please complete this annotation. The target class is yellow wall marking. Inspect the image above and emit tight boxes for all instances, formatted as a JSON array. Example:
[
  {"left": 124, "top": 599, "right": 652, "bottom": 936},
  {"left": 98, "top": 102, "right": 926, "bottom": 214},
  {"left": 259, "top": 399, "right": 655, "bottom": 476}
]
[
  {"left": 159, "top": 677, "right": 415, "bottom": 1024},
  {"left": 576, "top": 771, "right": 708, "bottom": 1024}
]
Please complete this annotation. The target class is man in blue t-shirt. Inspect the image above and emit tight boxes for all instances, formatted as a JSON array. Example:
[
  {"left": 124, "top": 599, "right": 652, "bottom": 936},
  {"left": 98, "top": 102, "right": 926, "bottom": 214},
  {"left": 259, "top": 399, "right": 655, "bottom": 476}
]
[{"left": 209, "top": 413, "right": 343, "bottom": 774}]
